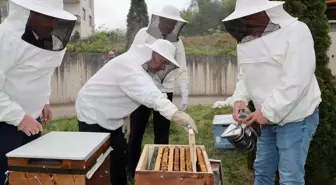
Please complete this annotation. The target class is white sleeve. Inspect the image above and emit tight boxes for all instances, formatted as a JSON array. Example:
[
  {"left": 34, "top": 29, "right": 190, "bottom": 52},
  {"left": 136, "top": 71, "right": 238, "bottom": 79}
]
[
  {"left": 261, "top": 24, "right": 315, "bottom": 124},
  {"left": 175, "top": 39, "right": 189, "bottom": 99},
  {"left": 0, "top": 36, "right": 26, "bottom": 126},
  {"left": 120, "top": 73, "right": 178, "bottom": 120},
  {"left": 229, "top": 66, "right": 250, "bottom": 107},
  {"left": 129, "top": 28, "right": 147, "bottom": 50},
  {"left": 46, "top": 68, "right": 57, "bottom": 105}
]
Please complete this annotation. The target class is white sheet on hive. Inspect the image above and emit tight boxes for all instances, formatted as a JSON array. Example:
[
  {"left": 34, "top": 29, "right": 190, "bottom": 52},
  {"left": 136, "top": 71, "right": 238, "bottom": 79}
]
[{"left": 6, "top": 131, "right": 110, "bottom": 160}]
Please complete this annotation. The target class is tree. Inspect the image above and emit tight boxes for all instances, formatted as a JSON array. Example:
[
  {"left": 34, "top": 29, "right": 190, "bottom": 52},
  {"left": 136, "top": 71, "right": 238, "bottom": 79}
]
[
  {"left": 125, "top": 0, "right": 149, "bottom": 50},
  {"left": 282, "top": 0, "right": 336, "bottom": 184},
  {"left": 181, "top": 0, "right": 236, "bottom": 36}
]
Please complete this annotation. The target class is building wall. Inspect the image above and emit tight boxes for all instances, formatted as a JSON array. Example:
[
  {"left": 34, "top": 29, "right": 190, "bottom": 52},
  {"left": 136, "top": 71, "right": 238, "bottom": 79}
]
[
  {"left": 49, "top": 53, "right": 238, "bottom": 104},
  {"left": 0, "top": 0, "right": 8, "bottom": 22},
  {"left": 79, "top": 0, "right": 94, "bottom": 38},
  {"left": 63, "top": 0, "right": 95, "bottom": 38},
  {"left": 63, "top": 3, "right": 80, "bottom": 15},
  {"left": 328, "top": 21, "right": 336, "bottom": 75}
]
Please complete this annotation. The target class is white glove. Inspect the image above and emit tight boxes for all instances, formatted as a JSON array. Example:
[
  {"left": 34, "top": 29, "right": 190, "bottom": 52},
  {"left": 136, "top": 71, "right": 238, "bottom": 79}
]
[
  {"left": 122, "top": 117, "right": 131, "bottom": 141},
  {"left": 171, "top": 111, "right": 198, "bottom": 134},
  {"left": 180, "top": 97, "right": 188, "bottom": 112},
  {"left": 212, "top": 97, "right": 233, "bottom": 108}
]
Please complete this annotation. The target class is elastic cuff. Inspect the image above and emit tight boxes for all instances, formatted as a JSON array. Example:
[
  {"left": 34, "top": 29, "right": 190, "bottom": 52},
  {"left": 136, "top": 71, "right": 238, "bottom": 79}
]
[
  {"left": 230, "top": 97, "right": 248, "bottom": 107},
  {"left": 7, "top": 112, "right": 25, "bottom": 127}
]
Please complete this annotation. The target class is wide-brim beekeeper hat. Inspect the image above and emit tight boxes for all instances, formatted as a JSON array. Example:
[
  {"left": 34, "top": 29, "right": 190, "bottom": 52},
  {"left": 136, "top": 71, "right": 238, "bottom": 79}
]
[
  {"left": 11, "top": 0, "right": 77, "bottom": 21},
  {"left": 221, "top": 0, "right": 292, "bottom": 44},
  {"left": 144, "top": 39, "right": 180, "bottom": 68},
  {"left": 152, "top": 5, "right": 188, "bottom": 23},
  {"left": 222, "top": 0, "right": 285, "bottom": 22},
  {"left": 147, "top": 5, "right": 188, "bottom": 42}
]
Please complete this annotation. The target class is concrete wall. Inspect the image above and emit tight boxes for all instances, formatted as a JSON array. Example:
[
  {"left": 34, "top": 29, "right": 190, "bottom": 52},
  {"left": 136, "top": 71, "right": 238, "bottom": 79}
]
[{"left": 49, "top": 53, "right": 238, "bottom": 104}]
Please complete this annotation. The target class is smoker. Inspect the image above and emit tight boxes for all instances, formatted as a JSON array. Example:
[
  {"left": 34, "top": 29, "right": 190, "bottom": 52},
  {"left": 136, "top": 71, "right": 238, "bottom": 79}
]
[{"left": 220, "top": 109, "right": 261, "bottom": 152}]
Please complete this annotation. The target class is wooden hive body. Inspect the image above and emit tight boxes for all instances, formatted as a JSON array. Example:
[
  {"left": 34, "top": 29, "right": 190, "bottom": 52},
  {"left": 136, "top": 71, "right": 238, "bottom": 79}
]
[
  {"left": 135, "top": 144, "right": 214, "bottom": 185},
  {"left": 6, "top": 132, "right": 111, "bottom": 185}
]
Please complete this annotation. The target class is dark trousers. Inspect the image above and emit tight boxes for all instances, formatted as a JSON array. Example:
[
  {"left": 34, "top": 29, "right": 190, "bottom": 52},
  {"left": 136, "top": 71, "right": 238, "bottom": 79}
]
[
  {"left": 0, "top": 117, "right": 42, "bottom": 185},
  {"left": 78, "top": 121, "right": 128, "bottom": 185},
  {"left": 127, "top": 92, "right": 173, "bottom": 179}
]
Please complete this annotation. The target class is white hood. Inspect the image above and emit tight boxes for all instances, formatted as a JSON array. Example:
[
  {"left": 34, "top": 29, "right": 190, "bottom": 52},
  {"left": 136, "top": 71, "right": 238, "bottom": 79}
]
[
  {"left": 226, "top": 3, "right": 321, "bottom": 125},
  {"left": 265, "top": 5, "right": 297, "bottom": 28},
  {"left": 3, "top": 0, "right": 76, "bottom": 51},
  {"left": 147, "top": 5, "right": 187, "bottom": 42},
  {"left": 0, "top": 0, "right": 76, "bottom": 126}
]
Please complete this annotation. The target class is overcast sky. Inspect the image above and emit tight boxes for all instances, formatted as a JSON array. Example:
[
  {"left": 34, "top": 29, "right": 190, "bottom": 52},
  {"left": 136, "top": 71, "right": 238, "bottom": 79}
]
[{"left": 94, "top": 0, "right": 192, "bottom": 30}]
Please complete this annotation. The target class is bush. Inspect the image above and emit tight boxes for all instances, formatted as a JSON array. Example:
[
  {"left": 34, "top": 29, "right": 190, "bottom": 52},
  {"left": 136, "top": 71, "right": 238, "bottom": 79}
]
[{"left": 66, "top": 30, "right": 127, "bottom": 55}]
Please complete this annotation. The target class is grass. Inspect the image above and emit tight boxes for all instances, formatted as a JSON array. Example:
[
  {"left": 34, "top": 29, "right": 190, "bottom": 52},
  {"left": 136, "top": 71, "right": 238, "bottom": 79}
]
[{"left": 43, "top": 105, "right": 253, "bottom": 185}]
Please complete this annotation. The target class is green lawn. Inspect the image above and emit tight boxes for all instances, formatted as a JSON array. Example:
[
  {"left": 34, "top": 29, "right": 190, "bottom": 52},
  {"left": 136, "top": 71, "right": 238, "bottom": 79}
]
[{"left": 43, "top": 105, "right": 253, "bottom": 185}]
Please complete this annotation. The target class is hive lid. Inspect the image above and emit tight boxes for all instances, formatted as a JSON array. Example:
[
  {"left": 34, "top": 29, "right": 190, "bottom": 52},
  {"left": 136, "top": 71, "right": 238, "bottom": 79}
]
[
  {"left": 6, "top": 131, "right": 110, "bottom": 160},
  {"left": 213, "top": 114, "right": 237, "bottom": 125}
]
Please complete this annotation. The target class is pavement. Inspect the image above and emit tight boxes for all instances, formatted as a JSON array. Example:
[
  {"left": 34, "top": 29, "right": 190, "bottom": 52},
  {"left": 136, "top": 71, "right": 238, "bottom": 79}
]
[{"left": 51, "top": 95, "right": 228, "bottom": 120}]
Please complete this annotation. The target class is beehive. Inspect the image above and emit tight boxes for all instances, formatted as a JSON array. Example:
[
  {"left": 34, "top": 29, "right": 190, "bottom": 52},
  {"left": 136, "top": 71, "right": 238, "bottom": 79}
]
[
  {"left": 6, "top": 132, "right": 111, "bottom": 185},
  {"left": 135, "top": 144, "right": 214, "bottom": 185}
]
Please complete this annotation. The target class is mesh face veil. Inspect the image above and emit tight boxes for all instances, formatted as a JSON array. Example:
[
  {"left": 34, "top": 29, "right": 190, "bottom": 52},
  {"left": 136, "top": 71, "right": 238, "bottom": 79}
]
[
  {"left": 5, "top": 0, "right": 76, "bottom": 51},
  {"left": 143, "top": 52, "right": 179, "bottom": 84},
  {"left": 24, "top": 12, "right": 76, "bottom": 51},
  {"left": 146, "top": 5, "right": 187, "bottom": 42},
  {"left": 223, "top": 11, "right": 281, "bottom": 44},
  {"left": 146, "top": 15, "right": 186, "bottom": 42}
]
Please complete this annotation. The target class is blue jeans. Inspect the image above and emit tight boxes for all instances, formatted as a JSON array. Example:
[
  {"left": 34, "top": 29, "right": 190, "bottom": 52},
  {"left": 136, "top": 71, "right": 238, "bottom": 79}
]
[{"left": 254, "top": 108, "right": 319, "bottom": 185}]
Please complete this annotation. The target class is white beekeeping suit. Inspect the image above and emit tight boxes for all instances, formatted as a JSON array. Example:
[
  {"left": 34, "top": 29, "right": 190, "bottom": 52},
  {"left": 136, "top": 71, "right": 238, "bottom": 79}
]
[
  {"left": 223, "top": 0, "right": 321, "bottom": 125},
  {"left": 0, "top": 0, "right": 76, "bottom": 126},
  {"left": 221, "top": 1, "right": 321, "bottom": 183},
  {"left": 76, "top": 39, "right": 198, "bottom": 133},
  {"left": 130, "top": 5, "right": 189, "bottom": 111},
  {"left": 76, "top": 39, "right": 198, "bottom": 185},
  {"left": 0, "top": 0, "right": 76, "bottom": 184}
]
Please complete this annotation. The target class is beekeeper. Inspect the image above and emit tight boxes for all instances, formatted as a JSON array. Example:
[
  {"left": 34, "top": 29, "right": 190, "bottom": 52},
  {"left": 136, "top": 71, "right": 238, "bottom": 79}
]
[
  {"left": 75, "top": 39, "right": 198, "bottom": 185},
  {"left": 0, "top": 0, "right": 76, "bottom": 184},
  {"left": 222, "top": 0, "right": 321, "bottom": 184},
  {"left": 127, "top": 5, "right": 189, "bottom": 179}
]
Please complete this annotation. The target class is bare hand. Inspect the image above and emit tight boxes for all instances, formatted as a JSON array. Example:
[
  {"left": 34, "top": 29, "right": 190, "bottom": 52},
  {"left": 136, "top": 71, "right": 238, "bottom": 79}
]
[
  {"left": 18, "top": 115, "right": 43, "bottom": 136},
  {"left": 41, "top": 104, "right": 52, "bottom": 124},
  {"left": 242, "top": 108, "right": 268, "bottom": 125},
  {"left": 232, "top": 101, "right": 250, "bottom": 123}
]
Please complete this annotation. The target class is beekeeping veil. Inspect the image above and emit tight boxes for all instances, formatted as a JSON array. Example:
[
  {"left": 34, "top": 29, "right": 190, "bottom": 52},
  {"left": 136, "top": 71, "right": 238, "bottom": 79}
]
[
  {"left": 135, "top": 39, "right": 180, "bottom": 84},
  {"left": 222, "top": 0, "right": 297, "bottom": 44},
  {"left": 3, "top": 0, "right": 76, "bottom": 51},
  {"left": 146, "top": 5, "right": 188, "bottom": 42}
]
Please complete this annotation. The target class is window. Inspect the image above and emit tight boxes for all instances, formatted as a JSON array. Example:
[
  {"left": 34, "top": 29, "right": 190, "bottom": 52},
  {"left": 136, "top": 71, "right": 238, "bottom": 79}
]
[
  {"left": 89, "top": 15, "right": 93, "bottom": 27},
  {"left": 82, "top": 8, "right": 86, "bottom": 20},
  {"left": 0, "top": 1, "right": 9, "bottom": 17},
  {"left": 89, "top": 0, "right": 93, "bottom": 9}
]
